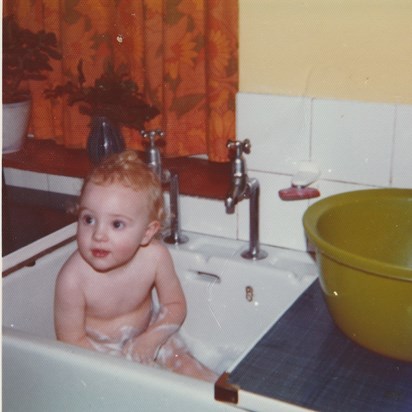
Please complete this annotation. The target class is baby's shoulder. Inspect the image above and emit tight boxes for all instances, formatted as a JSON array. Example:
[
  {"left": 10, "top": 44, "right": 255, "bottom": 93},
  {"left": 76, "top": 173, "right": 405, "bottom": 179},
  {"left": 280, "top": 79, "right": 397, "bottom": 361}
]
[
  {"left": 140, "top": 239, "right": 172, "bottom": 264},
  {"left": 147, "top": 238, "right": 171, "bottom": 255},
  {"left": 57, "top": 250, "right": 88, "bottom": 280},
  {"left": 60, "top": 248, "right": 83, "bottom": 267}
]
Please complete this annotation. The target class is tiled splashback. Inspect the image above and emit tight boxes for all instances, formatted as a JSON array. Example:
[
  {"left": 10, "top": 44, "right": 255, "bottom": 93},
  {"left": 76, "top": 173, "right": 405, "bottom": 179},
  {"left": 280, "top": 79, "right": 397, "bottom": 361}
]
[
  {"left": 4, "top": 93, "right": 411, "bottom": 252},
  {"left": 184, "top": 93, "right": 411, "bottom": 251},
  {"left": 235, "top": 93, "right": 411, "bottom": 251}
]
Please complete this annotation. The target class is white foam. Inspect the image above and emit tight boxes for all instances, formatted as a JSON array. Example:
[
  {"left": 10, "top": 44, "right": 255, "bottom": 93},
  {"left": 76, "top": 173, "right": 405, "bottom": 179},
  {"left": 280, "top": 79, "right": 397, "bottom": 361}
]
[{"left": 151, "top": 323, "right": 180, "bottom": 336}]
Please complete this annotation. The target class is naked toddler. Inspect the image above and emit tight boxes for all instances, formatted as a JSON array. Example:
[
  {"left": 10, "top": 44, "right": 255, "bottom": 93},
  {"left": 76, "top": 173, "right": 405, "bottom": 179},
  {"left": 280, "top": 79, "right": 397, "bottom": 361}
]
[{"left": 54, "top": 151, "right": 217, "bottom": 382}]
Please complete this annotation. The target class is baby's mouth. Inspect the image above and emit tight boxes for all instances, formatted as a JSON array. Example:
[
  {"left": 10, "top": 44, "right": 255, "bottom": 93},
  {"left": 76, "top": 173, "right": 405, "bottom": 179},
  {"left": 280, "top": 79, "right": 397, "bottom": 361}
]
[{"left": 91, "top": 248, "right": 110, "bottom": 258}]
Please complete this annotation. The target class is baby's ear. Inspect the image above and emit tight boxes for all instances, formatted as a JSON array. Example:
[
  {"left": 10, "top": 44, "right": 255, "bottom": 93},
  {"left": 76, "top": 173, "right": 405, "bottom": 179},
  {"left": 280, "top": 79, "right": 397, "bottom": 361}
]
[{"left": 141, "top": 221, "right": 161, "bottom": 245}]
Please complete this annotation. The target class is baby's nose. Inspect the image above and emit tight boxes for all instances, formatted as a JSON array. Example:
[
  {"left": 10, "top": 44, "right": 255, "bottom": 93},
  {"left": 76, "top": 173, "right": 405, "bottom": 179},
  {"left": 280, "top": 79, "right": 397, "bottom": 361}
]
[{"left": 92, "top": 225, "right": 108, "bottom": 241}]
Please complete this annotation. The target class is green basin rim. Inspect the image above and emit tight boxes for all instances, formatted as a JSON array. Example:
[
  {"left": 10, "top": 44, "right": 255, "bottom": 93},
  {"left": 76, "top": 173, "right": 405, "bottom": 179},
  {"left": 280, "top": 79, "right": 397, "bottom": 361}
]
[{"left": 303, "top": 189, "right": 412, "bottom": 282}]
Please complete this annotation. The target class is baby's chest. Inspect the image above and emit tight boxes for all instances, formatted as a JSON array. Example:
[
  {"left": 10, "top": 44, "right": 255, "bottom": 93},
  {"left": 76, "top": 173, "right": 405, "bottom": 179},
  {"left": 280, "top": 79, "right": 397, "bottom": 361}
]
[{"left": 85, "top": 275, "right": 153, "bottom": 316}]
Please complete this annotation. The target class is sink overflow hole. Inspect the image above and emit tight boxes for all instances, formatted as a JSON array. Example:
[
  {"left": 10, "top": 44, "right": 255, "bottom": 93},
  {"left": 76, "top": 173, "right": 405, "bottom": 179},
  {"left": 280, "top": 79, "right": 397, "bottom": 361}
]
[{"left": 246, "top": 286, "right": 254, "bottom": 302}]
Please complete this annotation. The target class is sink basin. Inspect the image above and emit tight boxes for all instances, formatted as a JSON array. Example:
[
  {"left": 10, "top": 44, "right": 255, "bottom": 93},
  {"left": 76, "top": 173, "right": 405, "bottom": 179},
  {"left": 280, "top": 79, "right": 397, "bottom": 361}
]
[
  {"left": 3, "top": 224, "right": 318, "bottom": 411},
  {"left": 303, "top": 189, "right": 412, "bottom": 361}
]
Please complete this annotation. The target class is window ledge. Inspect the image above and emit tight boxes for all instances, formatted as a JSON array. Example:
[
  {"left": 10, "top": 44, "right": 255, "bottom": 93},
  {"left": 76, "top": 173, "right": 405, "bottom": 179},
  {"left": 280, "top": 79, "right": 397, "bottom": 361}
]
[{"left": 2, "top": 139, "right": 231, "bottom": 200}]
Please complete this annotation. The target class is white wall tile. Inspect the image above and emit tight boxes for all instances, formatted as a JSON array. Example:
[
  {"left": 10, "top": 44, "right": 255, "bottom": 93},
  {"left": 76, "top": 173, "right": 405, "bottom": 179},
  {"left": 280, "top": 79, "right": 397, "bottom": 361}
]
[
  {"left": 180, "top": 196, "right": 237, "bottom": 239},
  {"left": 3, "top": 168, "right": 48, "bottom": 191},
  {"left": 237, "top": 172, "right": 309, "bottom": 252},
  {"left": 237, "top": 93, "right": 311, "bottom": 174},
  {"left": 393, "top": 105, "right": 412, "bottom": 188},
  {"left": 312, "top": 99, "right": 395, "bottom": 186},
  {"left": 47, "top": 175, "right": 83, "bottom": 195},
  {"left": 310, "top": 180, "right": 374, "bottom": 204}
]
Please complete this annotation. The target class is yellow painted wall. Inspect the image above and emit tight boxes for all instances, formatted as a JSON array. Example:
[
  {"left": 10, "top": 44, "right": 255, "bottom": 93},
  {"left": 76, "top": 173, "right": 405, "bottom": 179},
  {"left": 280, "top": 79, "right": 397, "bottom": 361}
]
[{"left": 239, "top": 0, "right": 412, "bottom": 104}]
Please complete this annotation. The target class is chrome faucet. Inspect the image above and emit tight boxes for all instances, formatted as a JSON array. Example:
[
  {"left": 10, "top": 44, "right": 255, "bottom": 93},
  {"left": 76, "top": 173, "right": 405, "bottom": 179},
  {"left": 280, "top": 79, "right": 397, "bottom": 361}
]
[
  {"left": 225, "top": 139, "right": 267, "bottom": 260},
  {"left": 140, "top": 129, "right": 168, "bottom": 181},
  {"left": 140, "top": 129, "right": 188, "bottom": 245},
  {"left": 225, "top": 139, "right": 251, "bottom": 213}
]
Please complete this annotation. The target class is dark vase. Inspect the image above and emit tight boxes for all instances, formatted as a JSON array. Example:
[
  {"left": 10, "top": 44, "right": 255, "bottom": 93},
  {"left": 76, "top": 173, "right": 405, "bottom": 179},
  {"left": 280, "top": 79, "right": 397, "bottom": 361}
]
[{"left": 87, "top": 116, "right": 125, "bottom": 164}]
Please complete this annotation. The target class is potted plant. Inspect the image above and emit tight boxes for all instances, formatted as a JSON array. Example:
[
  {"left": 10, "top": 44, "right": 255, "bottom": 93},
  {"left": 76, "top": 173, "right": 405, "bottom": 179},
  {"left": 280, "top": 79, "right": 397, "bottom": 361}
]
[
  {"left": 45, "top": 59, "right": 160, "bottom": 163},
  {"left": 2, "top": 15, "right": 62, "bottom": 153}
]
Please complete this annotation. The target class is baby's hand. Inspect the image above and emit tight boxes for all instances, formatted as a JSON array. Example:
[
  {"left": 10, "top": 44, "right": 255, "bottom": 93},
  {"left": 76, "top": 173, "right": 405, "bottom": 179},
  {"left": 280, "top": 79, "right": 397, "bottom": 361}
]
[{"left": 123, "top": 334, "right": 161, "bottom": 365}]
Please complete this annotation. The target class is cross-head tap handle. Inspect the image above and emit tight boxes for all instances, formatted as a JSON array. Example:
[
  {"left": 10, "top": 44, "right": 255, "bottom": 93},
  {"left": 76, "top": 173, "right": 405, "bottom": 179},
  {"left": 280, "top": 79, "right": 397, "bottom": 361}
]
[
  {"left": 227, "top": 139, "right": 251, "bottom": 157},
  {"left": 140, "top": 129, "right": 165, "bottom": 146}
]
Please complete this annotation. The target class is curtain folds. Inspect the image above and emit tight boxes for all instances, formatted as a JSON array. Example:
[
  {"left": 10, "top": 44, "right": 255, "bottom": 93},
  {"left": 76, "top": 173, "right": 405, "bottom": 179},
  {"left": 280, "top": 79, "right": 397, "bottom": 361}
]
[{"left": 4, "top": 0, "right": 238, "bottom": 162}]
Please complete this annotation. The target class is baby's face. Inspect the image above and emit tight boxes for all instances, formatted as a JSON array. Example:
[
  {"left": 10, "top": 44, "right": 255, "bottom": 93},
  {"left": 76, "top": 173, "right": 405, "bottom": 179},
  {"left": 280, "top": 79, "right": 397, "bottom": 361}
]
[{"left": 77, "top": 182, "right": 158, "bottom": 272}]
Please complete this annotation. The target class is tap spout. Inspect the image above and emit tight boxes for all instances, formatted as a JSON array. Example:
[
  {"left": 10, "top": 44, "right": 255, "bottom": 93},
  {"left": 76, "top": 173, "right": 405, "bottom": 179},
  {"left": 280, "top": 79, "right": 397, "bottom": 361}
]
[
  {"left": 225, "top": 175, "right": 248, "bottom": 214},
  {"left": 224, "top": 141, "right": 249, "bottom": 213}
]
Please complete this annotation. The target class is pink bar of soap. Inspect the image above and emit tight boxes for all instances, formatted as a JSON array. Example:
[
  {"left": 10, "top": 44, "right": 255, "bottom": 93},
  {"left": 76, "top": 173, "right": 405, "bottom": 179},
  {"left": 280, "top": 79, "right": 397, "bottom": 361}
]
[{"left": 278, "top": 186, "right": 320, "bottom": 201}]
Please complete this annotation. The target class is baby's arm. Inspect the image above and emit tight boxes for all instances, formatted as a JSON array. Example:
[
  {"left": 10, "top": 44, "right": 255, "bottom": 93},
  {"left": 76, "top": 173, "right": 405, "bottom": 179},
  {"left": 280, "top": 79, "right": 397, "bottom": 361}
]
[
  {"left": 54, "top": 256, "right": 94, "bottom": 350},
  {"left": 124, "top": 245, "right": 187, "bottom": 363}
]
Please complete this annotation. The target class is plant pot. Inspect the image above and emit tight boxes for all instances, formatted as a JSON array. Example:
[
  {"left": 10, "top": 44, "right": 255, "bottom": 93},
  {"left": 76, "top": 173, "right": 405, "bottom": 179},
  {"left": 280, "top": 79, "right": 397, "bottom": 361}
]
[
  {"left": 2, "top": 100, "right": 32, "bottom": 153},
  {"left": 87, "top": 116, "right": 125, "bottom": 164}
]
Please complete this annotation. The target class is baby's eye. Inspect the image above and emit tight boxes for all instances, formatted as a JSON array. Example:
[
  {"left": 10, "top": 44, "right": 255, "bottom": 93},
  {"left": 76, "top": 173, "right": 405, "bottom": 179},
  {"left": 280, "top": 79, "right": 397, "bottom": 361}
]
[
  {"left": 112, "top": 220, "right": 125, "bottom": 229},
  {"left": 80, "top": 214, "right": 95, "bottom": 225}
]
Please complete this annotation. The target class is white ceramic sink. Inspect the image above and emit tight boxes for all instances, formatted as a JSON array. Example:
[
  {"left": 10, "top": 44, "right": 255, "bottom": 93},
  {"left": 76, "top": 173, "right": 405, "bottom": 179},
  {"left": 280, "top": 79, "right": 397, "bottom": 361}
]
[{"left": 3, "top": 224, "right": 317, "bottom": 411}]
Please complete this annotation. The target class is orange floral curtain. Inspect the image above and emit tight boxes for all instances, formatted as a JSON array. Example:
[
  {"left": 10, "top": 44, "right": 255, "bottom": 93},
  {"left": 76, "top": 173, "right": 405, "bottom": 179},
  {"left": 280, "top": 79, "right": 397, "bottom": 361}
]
[{"left": 4, "top": 0, "right": 238, "bottom": 162}]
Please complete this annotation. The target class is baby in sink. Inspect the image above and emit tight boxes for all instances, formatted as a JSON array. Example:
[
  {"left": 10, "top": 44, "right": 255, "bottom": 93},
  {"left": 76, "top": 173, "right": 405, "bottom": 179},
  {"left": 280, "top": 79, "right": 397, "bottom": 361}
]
[{"left": 54, "top": 150, "right": 217, "bottom": 382}]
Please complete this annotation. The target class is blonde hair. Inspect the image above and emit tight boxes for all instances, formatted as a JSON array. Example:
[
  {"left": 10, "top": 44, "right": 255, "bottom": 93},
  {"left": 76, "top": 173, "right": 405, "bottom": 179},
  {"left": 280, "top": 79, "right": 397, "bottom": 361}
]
[{"left": 80, "top": 150, "right": 164, "bottom": 224}]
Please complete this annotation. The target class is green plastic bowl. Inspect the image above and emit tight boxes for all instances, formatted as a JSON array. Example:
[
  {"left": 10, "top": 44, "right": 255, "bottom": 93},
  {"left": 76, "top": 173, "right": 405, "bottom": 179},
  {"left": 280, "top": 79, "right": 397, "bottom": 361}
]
[{"left": 303, "top": 189, "right": 412, "bottom": 361}]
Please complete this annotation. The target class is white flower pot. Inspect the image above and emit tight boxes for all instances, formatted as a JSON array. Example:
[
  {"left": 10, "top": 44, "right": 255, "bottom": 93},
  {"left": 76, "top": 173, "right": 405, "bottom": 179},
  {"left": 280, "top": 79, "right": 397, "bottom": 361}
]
[{"left": 2, "top": 99, "right": 32, "bottom": 153}]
